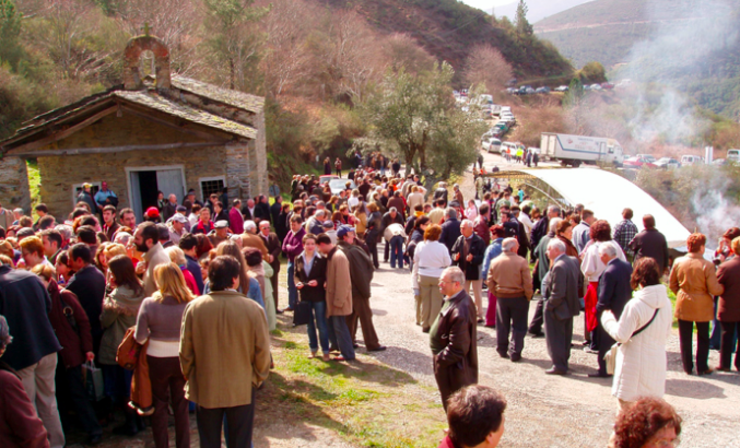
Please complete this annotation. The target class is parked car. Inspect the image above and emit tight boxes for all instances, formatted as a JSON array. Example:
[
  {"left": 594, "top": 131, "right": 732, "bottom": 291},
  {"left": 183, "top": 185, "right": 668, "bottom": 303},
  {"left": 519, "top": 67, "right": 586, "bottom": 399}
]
[
  {"left": 680, "top": 155, "right": 704, "bottom": 166},
  {"left": 319, "top": 175, "right": 339, "bottom": 183},
  {"left": 654, "top": 157, "right": 680, "bottom": 169},
  {"left": 712, "top": 158, "right": 727, "bottom": 166},
  {"left": 589, "top": 83, "right": 602, "bottom": 91},
  {"left": 535, "top": 86, "right": 550, "bottom": 94},
  {"left": 623, "top": 154, "right": 657, "bottom": 169},
  {"left": 601, "top": 82, "right": 615, "bottom": 90},
  {"left": 482, "top": 137, "right": 502, "bottom": 154},
  {"left": 554, "top": 85, "right": 569, "bottom": 92},
  {"left": 329, "top": 178, "right": 355, "bottom": 196},
  {"left": 726, "top": 149, "right": 740, "bottom": 163}
]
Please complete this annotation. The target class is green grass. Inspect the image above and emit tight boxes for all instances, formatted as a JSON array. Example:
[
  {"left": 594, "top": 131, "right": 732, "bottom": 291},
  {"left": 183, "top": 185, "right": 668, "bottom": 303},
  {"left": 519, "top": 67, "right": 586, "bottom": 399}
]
[{"left": 26, "top": 159, "right": 41, "bottom": 217}]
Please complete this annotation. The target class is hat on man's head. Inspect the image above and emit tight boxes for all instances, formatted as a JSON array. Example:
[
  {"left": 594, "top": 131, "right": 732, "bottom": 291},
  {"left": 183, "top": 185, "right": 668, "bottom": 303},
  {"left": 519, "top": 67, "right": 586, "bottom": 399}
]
[
  {"left": 214, "top": 220, "right": 229, "bottom": 229},
  {"left": 13, "top": 208, "right": 23, "bottom": 214},
  {"left": 83, "top": 182, "right": 92, "bottom": 188},
  {"left": 176, "top": 205, "right": 187, "bottom": 213},
  {"left": 322, "top": 220, "right": 334, "bottom": 229},
  {"left": 336, "top": 225, "right": 355, "bottom": 238},
  {"left": 145, "top": 207, "right": 160, "bottom": 218},
  {"left": 172, "top": 214, "right": 188, "bottom": 224},
  {"left": 187, "top": 189, "right": 196, "bottom": 196}
]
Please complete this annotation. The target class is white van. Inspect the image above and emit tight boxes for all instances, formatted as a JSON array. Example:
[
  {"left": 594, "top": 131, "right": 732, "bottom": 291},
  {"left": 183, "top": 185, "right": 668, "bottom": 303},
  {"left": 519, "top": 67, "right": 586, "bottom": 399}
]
[
  {"left": 501, "top": 141, "right": 517, "bottom": 156},
  {"left": 482, "top": 137, "right": 502, "bottom": 153},
  {"left": 680, "top": 155, "right": 704, "bottom": 166}
]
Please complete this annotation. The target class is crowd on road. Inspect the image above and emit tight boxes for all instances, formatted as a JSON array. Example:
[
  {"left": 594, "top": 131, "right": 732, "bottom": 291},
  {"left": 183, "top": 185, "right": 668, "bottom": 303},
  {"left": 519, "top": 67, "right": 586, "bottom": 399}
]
[{"left": 1, "top": 158, "right": 737, "bottom": 448}]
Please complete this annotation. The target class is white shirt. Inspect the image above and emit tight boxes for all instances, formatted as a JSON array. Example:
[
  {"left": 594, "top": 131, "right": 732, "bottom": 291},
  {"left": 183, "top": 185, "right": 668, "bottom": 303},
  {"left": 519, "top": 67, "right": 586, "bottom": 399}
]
[
  {"left": 412, "top": 240, "right": 452, "bottom": 289},
  {"left": 581, "top": 240, "right": 626, "bottom": 282},
  {"left": 518, "top": 213, "right": 533, "bottom": 240}
]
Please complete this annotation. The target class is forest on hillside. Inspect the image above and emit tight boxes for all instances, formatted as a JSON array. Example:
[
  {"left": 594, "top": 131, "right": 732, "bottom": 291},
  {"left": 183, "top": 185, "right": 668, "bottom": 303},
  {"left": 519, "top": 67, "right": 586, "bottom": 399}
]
[{"left": 0, "top": 0, "right": 574, "bottom": 187}]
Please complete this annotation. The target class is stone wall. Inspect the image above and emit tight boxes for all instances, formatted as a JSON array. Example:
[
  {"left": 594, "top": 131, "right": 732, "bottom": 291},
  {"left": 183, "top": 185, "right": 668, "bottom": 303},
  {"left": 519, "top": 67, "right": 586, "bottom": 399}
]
[
  {"left": 0, "top": 156, "right": 31, "bottom": 212},
  {"left": 250, "top": 110, "right": 268, "bottom": 196},
  {"left": 34, "top": 112, "right": 230, "bottom": 218}
]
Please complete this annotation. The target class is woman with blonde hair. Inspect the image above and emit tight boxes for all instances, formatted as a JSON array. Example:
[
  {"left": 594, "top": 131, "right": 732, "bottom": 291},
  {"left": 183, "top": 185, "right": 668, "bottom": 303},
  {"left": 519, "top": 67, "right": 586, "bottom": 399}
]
[
  {"left": 165, "top": 246, "right": 200, "bottom": 295},
  {"left": 134, "top": 262, "right": 193, "bottom": 448}
]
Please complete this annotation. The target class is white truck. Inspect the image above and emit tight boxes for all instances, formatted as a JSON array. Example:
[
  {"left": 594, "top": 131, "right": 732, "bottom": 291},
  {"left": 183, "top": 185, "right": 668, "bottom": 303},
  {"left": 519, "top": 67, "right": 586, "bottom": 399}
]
[{"left": 540, "top": 133, "right": 625, "bottom": 167}]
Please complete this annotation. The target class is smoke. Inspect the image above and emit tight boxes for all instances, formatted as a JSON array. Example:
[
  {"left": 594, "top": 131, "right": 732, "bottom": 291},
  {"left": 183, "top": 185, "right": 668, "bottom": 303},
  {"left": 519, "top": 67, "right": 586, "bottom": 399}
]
[
  {"left": 618, "top": 0, "right": 738, "bottom": 145},
  {"left": 690, "top": 172, "right": 740, "bottom": 249}
]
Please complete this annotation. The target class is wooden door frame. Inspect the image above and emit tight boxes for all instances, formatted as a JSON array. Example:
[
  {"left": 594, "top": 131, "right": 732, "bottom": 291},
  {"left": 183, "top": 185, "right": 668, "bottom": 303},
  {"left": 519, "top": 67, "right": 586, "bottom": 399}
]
[{"left": 124, "top": 164, "right": 186, "bottom": 218}]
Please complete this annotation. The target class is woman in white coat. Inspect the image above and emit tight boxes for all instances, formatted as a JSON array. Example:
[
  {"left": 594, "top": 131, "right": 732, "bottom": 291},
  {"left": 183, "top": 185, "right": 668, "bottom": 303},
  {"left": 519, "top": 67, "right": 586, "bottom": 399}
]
[{"left": 601, "top": 257, "right": 673, "bottom": 412}]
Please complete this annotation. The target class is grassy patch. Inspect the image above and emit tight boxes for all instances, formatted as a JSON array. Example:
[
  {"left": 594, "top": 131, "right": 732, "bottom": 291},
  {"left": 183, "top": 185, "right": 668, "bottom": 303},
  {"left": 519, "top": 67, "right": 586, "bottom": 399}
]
[
  {"left": 257, "top": 311, "right": 447, "bottom": 448},
  {"left": 26, "top": 159, "right": 41, "bottom": 215}
]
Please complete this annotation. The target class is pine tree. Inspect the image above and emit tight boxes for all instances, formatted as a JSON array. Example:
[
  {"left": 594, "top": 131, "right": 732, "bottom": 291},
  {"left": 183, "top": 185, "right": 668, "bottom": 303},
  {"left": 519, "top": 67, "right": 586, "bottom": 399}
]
[{"left": 515, "top": 0, "right": 533, "bottom": 36}]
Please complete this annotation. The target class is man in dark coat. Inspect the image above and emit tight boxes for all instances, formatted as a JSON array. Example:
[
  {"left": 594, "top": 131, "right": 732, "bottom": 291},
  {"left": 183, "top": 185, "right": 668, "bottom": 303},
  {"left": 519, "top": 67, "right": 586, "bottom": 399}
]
[
  {"left": 433, "top": 182, "right": 449, "bottom": 207},
  {"left": 65, "top": 244, "right": 107, "bottom": 354},
  {"left": 430, "top": 267, "right": 478, "bottom": 410},
  {"left": 451, "top": 220, "right": 487, "bottom": 322},
  {"left": 629, "top": 214, "right": 670, "bottom": 273},
  {"left": 259, "top": 220, "right": 283, "bottom": 314},
  {"left": 530, "top": 206, "right": 561, "bottom": 250},
  {"left": 337, "top": 226, "right": 386, "bottom": 352},
  {"left": 509, "top": 206, "right": 530, "bottom": 260},
  {"left": 543, "top": 238, "right": 583, "bottom": 375},
  {"left": 254, "top": 195, "right": 271, "bottom": 224},
  {"left": 592, "top": 244, "right": 633, "bottom": 377},
  {"left": 0, "top": 260, "right": 65, "bottom": 447},
  {"left": 270, "top": 196, "right": 284, "bottom": 234},
  {"left": 440, "top": 208, "right": 462, "bottom": 253}
]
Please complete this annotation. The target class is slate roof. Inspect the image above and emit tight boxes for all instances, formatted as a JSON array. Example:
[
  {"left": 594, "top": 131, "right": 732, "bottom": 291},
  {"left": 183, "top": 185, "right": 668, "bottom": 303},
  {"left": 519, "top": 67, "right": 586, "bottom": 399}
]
[{"left": 1, "top": 75, "right": 262, "bottom": 152}]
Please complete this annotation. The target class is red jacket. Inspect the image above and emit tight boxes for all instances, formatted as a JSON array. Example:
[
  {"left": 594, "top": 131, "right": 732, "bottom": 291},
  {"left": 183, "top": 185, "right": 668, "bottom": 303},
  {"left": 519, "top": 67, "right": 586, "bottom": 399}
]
[
  {"left": 0, "top": 366, "right": 49, "bottom": 448},
  {"left": 47, "top": 280, "right": 93, "bottom": 369},
  {"left": 437, "top": 436, "right": 457, "bottom": 448}
]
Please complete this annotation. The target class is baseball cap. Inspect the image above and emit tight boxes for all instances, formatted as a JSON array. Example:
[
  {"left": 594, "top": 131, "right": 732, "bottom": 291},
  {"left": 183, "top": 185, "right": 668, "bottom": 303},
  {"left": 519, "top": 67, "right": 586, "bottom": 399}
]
[
  {"left": 214, "top": 220, "right": 229, "bottom": 229},
  {"left": 176, "top": 205, "right": 187, "bottom": 212},
  {"left": 336, "top": 225, "right": 355, "bottom": 238},
  {"left": 145, "top": 207, "right": 160, "bottom": 218},
  {"left": 172, "top": 214, "right": 188, "bottom": 224}
]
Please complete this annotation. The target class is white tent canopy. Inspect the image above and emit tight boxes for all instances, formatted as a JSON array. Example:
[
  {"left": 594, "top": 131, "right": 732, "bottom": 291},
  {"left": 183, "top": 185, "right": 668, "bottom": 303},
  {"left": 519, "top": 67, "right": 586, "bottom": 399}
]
[{"left": 510, "top": 168, "right": 690, "bottom": 248}]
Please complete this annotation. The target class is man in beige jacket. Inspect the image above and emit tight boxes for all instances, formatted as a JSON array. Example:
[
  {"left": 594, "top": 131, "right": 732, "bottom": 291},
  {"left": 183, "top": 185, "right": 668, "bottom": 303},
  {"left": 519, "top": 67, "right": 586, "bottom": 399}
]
[
  {"left": 180, "top": 255, "right": 271, "bottom": 448},
  {"left": 317, "top": 233, "right": 355, "bottom": 361},
  {"left": 487, "top": 237, "right": 533, "bottom": 362}
]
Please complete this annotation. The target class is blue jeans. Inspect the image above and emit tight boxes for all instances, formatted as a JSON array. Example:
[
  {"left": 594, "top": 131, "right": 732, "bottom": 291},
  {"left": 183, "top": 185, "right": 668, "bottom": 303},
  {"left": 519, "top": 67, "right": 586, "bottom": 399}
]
[
  {"left": 390, "top": 235, "right": 404, "bottom": 268},
  {"left": 287, "top": 261, "right": 297, "bottom": 309},
  {"left": 307, "top": 301, "right": 330, "bottom": 354},
  {"left": 327, "top": 316, "right": 355, "bottom": 360}
]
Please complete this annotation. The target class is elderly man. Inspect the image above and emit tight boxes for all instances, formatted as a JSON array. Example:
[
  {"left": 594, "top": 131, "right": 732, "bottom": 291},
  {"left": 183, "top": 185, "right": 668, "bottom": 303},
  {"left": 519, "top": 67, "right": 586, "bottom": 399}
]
[
  {"left": 306, "top": 209, "right": 326, "bottom": 235},
  {"left": 528, "top": 218, "right": 563, "bottom": 338},
  {"left": 543, "top": 239, "right": 583, "bottom": 375},
  {"left": 259, "top": 220, "right": 282, "bottom": 313},
  {"left": 487, "top": 238, "right": 532, "bottom": 362},
  {"left": 430, "top": 267, "right": 478, "bottom": 409},
  {"left": 167, "top": 213, "right": 188, "bottom": 245},
  {"left": 451, "top": 220, "right": 487, "bottom": 322},
  {"left": 180, "top": 255, "right": 271, "bottom": 448},
  {"left": 208, "top": 220, "right": 230, "bottom": 247},
  {"left": 133, "top": 222, "right": 171, "bottom": 296},
  {"left": 162, "top": 193, "right": 178, "bottom": 223},
  {"left": 337, "top": 225, "right": 386, "bottom": 352},
  {"left": 229, "top": 199, "right": 244, "bottom": 234},
  {"left": 592, "top": 243, "right": 633, "bottom": 377},
  {"left": 317, "top": 233, "right": 355, "bottom": 361},
  {"left": 433, "top": 182, "right": 449, "bottom": 206},
  {"left": 241, "top": 198, "right": 257, "bottom": 221},
  {"left": 241, "top": 220, "right": 269, "bottom": 260}
]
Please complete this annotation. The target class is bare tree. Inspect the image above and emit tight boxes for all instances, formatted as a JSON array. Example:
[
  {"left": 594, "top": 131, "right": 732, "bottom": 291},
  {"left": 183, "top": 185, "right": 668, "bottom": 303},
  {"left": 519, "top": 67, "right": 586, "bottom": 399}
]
[
  {"left": 116, "top": 0, "right": 203, "bottom": 77},
  {"left": 463, "top": 44, "right": 513, "bottom": 93},
  {"left": 382, "top": 33, "right": 435, "bottom": 75},
  {"left": 257, "top": 0, "right": 316, "bottom": 98}
]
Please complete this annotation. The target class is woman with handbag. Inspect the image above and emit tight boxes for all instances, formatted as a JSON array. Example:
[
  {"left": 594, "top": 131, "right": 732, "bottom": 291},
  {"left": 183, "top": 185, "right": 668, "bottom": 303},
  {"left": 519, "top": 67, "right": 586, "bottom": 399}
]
[
  {"left": 294, "top": 234, "right": 331, "bottom": 361},
  {"left": 99, "top": 255, "right": 146, "bottom": 435},
  {"left": 134, "top": 262, "right": 193, "bottom": 448},
  {"left": 600, "top": 258, "right": 673, "bottom": 412},
  {"left": 32, "top": 265, "right": 103, "bottom": 445}
]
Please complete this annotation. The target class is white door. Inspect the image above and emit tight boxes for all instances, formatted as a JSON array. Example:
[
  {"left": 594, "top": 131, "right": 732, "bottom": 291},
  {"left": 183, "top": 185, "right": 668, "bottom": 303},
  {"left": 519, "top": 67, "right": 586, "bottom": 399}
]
[
  {"left": 156, "top": 169, "right": 185, "bottom": 201},
  {"left": 129, "top": 172, "right": 143, "bottom": 220}
]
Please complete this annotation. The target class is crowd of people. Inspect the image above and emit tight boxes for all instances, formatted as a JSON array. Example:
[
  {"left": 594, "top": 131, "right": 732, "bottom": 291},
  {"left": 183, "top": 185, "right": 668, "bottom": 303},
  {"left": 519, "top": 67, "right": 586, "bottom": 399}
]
[{"left": 0, "top": 159, "right": 736, "bottom": 448}]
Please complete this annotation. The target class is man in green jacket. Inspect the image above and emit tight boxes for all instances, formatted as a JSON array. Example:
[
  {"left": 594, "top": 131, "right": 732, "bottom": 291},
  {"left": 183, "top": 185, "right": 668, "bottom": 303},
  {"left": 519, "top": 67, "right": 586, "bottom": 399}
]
[{"left": 180, "top": 255, "right": 271, "bottom": 448}]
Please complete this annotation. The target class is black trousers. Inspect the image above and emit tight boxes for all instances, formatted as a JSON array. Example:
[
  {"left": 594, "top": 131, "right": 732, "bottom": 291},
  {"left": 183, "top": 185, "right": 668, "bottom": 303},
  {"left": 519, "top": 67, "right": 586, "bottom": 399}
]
[
  {"left": 678, "top": 319, "right": 710, "bottom": 373},
  {"left": 719, "top": 321, "right": 740, "bottom": 370},
  {"left": 196, "top": 394, "right": 255, "bottom": 448},
  {"left": 496, "top": 297, "right": 530, "bottom": 358},
  {"left": 367, "top": 239, "right": 379, "bottom": 268},
  {"left": 528, "top": 299, "right": 544, "bottom": 334},
  {"left": 55, "top": 362, "right": 103, "bottom": 437},
  {"left": 596, "top": 318, "right": 616, "bottom": 375},
  {"left": 383, "top": 240, "right": 389, "bottom": 262}
]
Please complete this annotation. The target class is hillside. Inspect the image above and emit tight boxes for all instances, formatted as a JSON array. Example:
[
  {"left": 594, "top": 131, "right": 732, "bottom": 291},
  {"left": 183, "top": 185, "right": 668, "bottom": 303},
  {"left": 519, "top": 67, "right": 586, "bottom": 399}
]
[
  {"left": 321, "top": 0, "right": 573, "bottom": 81},
  {"left": 533, "top": 0, "right": 740, "bottom": 117},
  {"left": 492, "top": 0, "right": 594, "bottom": 23}
]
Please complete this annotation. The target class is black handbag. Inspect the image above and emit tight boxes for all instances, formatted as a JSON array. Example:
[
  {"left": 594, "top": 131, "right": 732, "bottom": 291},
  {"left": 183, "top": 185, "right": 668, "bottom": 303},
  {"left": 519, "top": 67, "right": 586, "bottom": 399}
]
[{"left": 293, "top": 300, "right": 313, "bottom": 326}]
